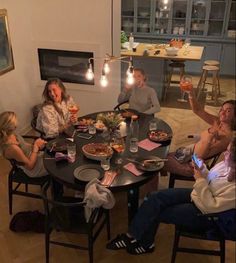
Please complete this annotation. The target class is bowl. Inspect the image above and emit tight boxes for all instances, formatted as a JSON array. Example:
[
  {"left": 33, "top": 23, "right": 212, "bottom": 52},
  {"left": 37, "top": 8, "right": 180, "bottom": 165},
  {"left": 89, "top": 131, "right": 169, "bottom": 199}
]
[{"left": 165, "top": 47, "right": 179, "bottom": 56}]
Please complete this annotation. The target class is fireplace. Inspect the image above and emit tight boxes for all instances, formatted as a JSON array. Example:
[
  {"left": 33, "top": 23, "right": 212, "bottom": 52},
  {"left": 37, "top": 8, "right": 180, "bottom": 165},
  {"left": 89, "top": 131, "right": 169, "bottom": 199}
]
[{"left": 38, "top": 48, "right": 94, "bottom": 85}]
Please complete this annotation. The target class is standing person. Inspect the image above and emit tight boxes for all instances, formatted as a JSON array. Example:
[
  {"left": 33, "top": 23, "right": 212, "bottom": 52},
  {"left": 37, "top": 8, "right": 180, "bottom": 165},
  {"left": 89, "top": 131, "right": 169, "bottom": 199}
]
[
  {"left": 0, "top": 111, "right": 47, "bottom": 178},
  {"left": 107, "top": 138, "right": 236, "bottom": 255},
  {"left": 118, "top": 68, "right": 160, "bottom": 115},
  {"left": 37, "top": 78, "right": 79, "bottom": 139}
]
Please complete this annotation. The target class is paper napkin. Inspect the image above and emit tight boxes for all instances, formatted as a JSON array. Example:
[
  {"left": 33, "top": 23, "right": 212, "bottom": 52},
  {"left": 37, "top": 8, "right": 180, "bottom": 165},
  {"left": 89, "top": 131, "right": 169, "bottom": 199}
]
[
  {"left": 138, "top": 138, "right": 161, "bottom": 151},
  {"left": 123, "top": 163, "right": 143, "bottom": 176}
]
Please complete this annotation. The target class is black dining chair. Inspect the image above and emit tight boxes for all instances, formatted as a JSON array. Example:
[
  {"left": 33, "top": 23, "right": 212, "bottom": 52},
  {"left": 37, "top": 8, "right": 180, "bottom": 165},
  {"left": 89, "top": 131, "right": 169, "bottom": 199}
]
[
  {"left": 41, "top": 183, "right": 111, "bottom": 263},
  {"left": 113, "top": 100, "right": 129, "bottom": 111},
  {"left": 170, "top": 209, "right": 236, "bottom": 263},
  {"left": 168, "top": 152, "right": 221, "bottom": 188},
  {"left": 31, "top": 104, "right": 48, "bottom": 139},
  {"left": 8, "top": 158, "right": 50, "bottom": 214}
]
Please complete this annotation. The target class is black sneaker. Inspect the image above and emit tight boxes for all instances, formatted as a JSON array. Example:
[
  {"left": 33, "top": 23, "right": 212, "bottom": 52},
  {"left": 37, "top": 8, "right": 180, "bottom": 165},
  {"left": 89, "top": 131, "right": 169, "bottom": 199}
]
[
  {"left": 126, "top": 239, "right": 155, "bottom": 255},
  {"left": 106, "top": 233, "right": 132, "bottom": 250}
]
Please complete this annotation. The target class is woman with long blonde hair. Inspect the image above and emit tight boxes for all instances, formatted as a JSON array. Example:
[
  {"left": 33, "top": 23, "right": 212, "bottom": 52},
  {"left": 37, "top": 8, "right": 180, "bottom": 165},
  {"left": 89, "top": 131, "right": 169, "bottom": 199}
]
[{"left": 0, "top": 111, "right": 47, "bottom": 177}]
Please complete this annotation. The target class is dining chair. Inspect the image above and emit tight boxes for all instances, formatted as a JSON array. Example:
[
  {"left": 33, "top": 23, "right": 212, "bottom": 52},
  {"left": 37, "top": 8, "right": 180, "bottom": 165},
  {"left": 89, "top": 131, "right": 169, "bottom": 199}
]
[
  {"left": 8, "top": 158, "right": 50, "bottom": 214},
  {"left": 41, "top": 183, "right": 111, "bottom": 263},
  {"left": 113, "top": 100, "right": 129, "bottom": 111},
  {"left": 31, "top": 104, "right": 47, "bottom": 139},
  {"left": 170, "top": 209, "right": 236, "bottom": 263},
  {"left": 168, "top": 152, "right": 221, "bottom": 188}
]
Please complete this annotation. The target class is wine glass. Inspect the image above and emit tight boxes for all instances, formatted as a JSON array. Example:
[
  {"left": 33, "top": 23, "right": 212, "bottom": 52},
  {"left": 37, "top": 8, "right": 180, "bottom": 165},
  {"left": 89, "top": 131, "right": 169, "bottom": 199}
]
[
  {"left": 111, "top": 134, "right": 126, "bottom": 165},
  {"left": 68, "top": 103, "right": 79, "bottom": 124},
  {"left": 178, "top": 75, "right": 193, "bottom": 102}
]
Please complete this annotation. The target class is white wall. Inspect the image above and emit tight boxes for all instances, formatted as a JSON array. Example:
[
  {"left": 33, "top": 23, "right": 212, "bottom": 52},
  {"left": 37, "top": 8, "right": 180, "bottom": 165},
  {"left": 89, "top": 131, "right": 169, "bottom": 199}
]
[{"left": 0, "top": 0, "right": 121, "bottom": 133}]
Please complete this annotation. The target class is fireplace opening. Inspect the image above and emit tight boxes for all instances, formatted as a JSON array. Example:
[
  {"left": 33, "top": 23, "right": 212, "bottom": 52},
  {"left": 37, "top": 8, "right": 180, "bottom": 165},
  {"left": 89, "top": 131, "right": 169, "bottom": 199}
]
[{"left": 38, "top": 48, "right": 94, "bottom": 85}]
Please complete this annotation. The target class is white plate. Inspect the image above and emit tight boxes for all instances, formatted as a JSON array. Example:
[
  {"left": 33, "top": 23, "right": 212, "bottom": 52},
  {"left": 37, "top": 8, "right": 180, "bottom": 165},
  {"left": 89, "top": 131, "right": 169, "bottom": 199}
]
[{"left": 74, "top": 164, "right": 103, "bottom": 182}]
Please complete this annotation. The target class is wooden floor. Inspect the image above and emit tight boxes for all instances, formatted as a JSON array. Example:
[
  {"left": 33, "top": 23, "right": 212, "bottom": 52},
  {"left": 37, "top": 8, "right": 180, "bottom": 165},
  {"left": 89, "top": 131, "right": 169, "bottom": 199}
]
[{"left": 0, "top": 76, "right": 235, "bottom": 263}]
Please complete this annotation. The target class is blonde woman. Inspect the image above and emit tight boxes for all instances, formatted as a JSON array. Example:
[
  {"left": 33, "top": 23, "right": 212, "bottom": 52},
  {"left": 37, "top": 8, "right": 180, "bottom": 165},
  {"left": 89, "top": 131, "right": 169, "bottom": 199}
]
[
  {"left": 0, "top": 111, "right": 47, "bottom": 177},
  {"left": 37, "top": 78, "right": 79, "bottom": 138}
]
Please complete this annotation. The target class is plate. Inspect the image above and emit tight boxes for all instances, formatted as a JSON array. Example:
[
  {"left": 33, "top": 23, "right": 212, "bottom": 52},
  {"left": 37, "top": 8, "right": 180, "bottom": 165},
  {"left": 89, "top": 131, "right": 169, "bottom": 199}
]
[
  {"left": 120, "top": 109, "right": 139, "bottom": 120},
  {"left": 74, "top": 164, "right": 103, "bottom": 182},
  {"left": 148, "top": 130, "right": 172, "bottom": 143},
  {"left": 134, "top": 156, "right": 165, "bottom": 172},
  {"left": 82, "top": 143, "right": 113, "bottom": 161},
  {"left": 46, "top": 139, "right": 67, "bottom": 153},
  {"left": 122, "top": 42, "right": 139, "bottom": 50}
]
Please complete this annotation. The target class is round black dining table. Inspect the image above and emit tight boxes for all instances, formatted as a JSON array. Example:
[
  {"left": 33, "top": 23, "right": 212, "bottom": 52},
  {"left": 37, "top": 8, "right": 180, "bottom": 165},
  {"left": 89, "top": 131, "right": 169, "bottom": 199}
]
[{"left": 43, "top": 110, "right": 172, "bottom": 225}]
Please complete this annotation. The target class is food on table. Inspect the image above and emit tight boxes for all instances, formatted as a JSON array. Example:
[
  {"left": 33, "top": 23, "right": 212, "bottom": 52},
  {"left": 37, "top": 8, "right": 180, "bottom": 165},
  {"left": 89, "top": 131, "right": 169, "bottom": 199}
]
[
  {"left": 94, "top": 120, "right": 106, "bottom": 130},
  {"left": 148, "top": 130, "right": 171, "bottom": 142},
  {"left": 83, "top": 143, "right": 113, "bottom": 156},
  {"left": 111, "top": 143, "right": 125, "bottom": 153},
  {"left": 78, "top": 118, "right": 95, "bottom": 126}
]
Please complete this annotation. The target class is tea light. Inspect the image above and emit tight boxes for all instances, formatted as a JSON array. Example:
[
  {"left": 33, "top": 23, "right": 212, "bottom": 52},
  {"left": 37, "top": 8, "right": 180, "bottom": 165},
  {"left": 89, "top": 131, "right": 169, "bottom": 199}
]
[{"left": 119, "top": 121, "right": 127, "bottom": 137}]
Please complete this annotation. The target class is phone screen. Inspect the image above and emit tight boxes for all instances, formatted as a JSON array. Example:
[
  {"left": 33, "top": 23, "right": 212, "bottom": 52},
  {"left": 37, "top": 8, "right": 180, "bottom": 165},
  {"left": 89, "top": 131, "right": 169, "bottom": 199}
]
[
  {"left": 192, "top": 154, "right": 201, "bottom": 168},
  {"left": 77, "top": 133, "right": 93, "bottom": 139}
]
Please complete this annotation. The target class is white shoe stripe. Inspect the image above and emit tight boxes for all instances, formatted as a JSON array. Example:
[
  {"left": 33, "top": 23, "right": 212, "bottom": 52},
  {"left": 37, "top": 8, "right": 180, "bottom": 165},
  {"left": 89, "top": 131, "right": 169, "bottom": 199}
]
[
  {"left": 116, "top": 242, "right": 120, "bottom": 248},
  {"left": 121, "top": 240, "right": 126, "bottom": 247}
]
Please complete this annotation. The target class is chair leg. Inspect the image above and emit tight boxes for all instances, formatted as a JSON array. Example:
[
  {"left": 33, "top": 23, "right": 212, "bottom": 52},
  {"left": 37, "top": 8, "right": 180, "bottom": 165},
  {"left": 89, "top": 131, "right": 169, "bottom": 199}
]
[
  {"left": 220, "top": 239, "right": 225, "bottom": 263},
  {"left": 25, "top": 183, "right": 28, "bottom": 192},
  {"left": 171, "top": 228, "right": 181, "bottom": 263},
  {"left": 196, "top": 70, "right": 205, "bottom": 99},
  {"left": 88, "top": 235, "right": 93, "bottom": 263},
  {"left": 163, "top": 67, "right": 173, "bottom": 101},
  {"left": 106, "top": 210, "right": 111, "bottom": 240},
  {"left": 168, "top": 174, "right": 175, "bottom": 188},
  {"left": 8, "top": 175, "right": 13, "bottom": 215},
  {"left": 45, "top": 230, "right": 50, "bottom": 263}
]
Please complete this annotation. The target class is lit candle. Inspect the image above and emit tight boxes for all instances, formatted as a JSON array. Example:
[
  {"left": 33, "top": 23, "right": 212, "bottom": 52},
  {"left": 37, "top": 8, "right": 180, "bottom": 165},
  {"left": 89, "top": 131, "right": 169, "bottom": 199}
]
[{"left": 119, "top": 121, "right": 127, "bottom": 137}]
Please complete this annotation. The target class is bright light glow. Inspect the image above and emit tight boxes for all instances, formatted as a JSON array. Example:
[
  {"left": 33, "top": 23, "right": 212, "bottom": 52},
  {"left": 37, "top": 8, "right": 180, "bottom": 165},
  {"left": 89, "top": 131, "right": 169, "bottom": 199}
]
[
  {"left": 163, "top": 0, "right": 168, "bottom": 4},
  {"left": 103, "top": 61, "right": 110, "bottom": 74},
  {"left": 164, "top": 5, "right": 167, "bottom": 10},
  {"left": 126, "top": 74, "right": 134, "bottom": 85},
  {"left": 100, "top": 75, "right": 108, "bottom": 87},
  {"left": 86, "top": 68, "right": 94, "bottom": 80}
]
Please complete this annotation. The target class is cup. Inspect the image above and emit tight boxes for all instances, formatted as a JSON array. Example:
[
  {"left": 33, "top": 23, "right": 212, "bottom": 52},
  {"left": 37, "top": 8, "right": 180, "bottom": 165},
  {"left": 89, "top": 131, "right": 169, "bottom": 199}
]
[
  {"left": 149, "top": 119, "right": 157, "bottom": 131},
  {"left": 67, "top": 143, "right": 76, "bottom": 163},
  {"left": 129, "top": 138, "right": 138, "bottom": 153},
  {"left": 88, "top": 124, "right": 96, "bottom": 135},
  {"left": 100, "top": 157, "right": 110, "bottom": 171}
]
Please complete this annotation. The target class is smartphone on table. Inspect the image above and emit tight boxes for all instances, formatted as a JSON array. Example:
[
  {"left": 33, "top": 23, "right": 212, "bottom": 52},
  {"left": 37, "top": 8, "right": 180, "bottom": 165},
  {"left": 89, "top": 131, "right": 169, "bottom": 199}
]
[{"left": 77, "top": 133, "right": 93, "bottom": 140}]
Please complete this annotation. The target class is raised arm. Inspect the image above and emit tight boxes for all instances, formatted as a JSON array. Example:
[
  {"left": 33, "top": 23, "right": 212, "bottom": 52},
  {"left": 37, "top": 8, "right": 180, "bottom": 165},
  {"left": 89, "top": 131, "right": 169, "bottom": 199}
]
[
  {"left": 188, "top": 88, "right": 218, "bottom": 125},
  {"left": 118, "top": 85, "right": 132, "bottom": 104}
]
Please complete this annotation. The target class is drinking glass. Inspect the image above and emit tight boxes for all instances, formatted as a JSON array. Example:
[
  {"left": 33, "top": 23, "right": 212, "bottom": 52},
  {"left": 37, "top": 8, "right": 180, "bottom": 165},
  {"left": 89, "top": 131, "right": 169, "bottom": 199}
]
[
  {"left": 88, "top": 124, "right": 96, "bottom": 135},
  {"left": 183, "top": 38, "right": 191, "bottom": 55},
  {"left": 67, "top": 143, "right": 76, "bottom": 163},
  {"left": 111, "top": 135, "right": 125, "bottom": 164},
  {"left": 68, "top": 103, "right": 79, "bottom": 124},
  {"left": 149, "top": 119, "right": 158, "bottom": 131},
  {"left": 178, "top": 75, "right": 193, "bottom": 102},
  {"left": 100, "top": 157, "right": 111, "bottom": 171}
]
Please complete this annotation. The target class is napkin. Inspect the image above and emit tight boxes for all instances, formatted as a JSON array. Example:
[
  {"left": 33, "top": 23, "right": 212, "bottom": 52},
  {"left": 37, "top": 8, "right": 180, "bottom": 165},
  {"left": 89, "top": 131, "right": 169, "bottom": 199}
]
[
  {"left": 138, "top": 138, "right": 161, "bottom": 151},
  {"left": 123, "top": 163, "right": 143, "bottom": 176},
  {"left": 55, "top": 152, "right": 68, "bottom": 162},
  {"left": 100, "top": 170, "right": 118, "bottom": 187}
]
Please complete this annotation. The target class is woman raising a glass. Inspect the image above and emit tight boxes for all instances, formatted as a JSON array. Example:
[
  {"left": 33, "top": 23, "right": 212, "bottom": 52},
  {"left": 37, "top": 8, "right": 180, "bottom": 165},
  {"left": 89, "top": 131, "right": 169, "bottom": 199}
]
[{"left": 37, "top": 78, "right": 80, "bottom": 139}]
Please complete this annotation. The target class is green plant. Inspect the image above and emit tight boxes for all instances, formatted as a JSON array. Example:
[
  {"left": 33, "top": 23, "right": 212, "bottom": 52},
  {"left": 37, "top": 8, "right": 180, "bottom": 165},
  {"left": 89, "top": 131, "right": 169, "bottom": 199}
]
[
  {"left": 121, "top": 31, "right": 128, "bottom": 44},
  {"left": 96, "top": 112, "right": 123, "bottom": 131}
]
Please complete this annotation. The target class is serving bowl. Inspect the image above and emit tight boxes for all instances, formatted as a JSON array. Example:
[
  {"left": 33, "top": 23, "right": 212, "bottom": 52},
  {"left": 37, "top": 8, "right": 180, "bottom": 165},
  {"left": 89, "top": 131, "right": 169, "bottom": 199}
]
[{"left": 165, "top": 47, "right": 179, "bottom": 56}]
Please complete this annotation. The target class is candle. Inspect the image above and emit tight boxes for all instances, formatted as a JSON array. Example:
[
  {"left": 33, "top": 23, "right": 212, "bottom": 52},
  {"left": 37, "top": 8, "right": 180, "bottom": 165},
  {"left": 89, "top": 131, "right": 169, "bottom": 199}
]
[{"left": 119, "top": 121, "right": 127, "bottom": 137}]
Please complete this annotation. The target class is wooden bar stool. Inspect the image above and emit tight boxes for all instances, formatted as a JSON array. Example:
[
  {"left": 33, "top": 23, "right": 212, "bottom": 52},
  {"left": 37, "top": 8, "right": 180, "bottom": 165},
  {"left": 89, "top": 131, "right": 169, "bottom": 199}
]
[
  {"left": 204, "top": 60, "right": 221, "bottom": 95},
  {"left": 196, "top": 65, "right": 220, "bottom": 105},
  {"left": 162, "top": 61, "right": 185, "bottom": 101}
]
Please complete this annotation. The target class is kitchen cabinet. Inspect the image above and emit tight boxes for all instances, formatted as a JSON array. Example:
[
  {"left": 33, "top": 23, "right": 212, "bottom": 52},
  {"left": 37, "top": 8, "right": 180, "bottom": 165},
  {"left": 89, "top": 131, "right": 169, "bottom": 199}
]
[
  {"left": 220, "top": 44, "right": 236, "bottom": 75},
  {"left": 121, "top": 0, "right": 236, "bottom": 76}
]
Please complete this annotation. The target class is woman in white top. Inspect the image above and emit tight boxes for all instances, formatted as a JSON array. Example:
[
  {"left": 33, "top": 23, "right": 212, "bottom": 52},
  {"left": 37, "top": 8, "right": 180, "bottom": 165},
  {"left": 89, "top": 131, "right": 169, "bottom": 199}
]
[
  {"left": 107, "top": 137, "right": 236, "bottom": 255},
  {"left": 37, "top": 78, "right": 79, "bottom": 139},
  {"left": 118, "top": 68, "right": 160, "bottom": 115}
]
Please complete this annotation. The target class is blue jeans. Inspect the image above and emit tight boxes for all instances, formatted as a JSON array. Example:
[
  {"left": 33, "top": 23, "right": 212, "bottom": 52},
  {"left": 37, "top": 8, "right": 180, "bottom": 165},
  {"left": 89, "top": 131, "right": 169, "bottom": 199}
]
[{"left": 128, "top": 188, "right": 214, "bottom": 248}]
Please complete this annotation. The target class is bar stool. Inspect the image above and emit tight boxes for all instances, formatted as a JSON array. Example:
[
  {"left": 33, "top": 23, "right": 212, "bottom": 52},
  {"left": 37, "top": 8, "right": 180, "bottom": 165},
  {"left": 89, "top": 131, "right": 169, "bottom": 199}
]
[
  {"left": 204, "top": 60, "right": 221, "bottom": 95},
  {"left": 162, "top": 61, "right": 185, "bottom": 101},
  {"left": 196, "top": 65, "right": 220, "bottom": 105}
]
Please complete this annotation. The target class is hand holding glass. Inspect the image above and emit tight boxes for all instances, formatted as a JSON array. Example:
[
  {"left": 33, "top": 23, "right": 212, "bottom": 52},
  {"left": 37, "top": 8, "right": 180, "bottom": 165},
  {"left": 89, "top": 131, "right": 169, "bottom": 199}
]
[
  {"left": 68, "top": 104, "right": 79, "bottom": 124},
  {"left": 178, "top": 75, "right": 193, "bottom": 102}
]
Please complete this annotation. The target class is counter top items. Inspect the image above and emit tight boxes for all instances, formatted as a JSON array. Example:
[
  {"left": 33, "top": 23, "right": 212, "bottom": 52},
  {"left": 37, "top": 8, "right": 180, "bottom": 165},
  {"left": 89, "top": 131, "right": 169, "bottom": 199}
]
[{"left": 165, "top": 47, "right": 179, "bottom": 56}]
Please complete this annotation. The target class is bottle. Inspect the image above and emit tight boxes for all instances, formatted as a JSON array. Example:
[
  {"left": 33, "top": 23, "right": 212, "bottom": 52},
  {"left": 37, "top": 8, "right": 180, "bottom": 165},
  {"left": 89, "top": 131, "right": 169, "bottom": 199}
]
[
  {"left": 129, "top": 115, "right": 139, "bottom": 153},
  {"left": 129, "top": 32, "right": 134, "bottom": 51}
]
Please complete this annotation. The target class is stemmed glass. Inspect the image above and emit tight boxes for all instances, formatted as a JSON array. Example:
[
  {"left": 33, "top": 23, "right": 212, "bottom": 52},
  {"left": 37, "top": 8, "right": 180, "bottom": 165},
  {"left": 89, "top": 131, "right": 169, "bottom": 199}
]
[
  {"left": 68, "top": 103, "right": 79, "bottom": 124},
  {"left": 110, "top": 134, "right": 125, "bottom": 165},
  {"left": 178, "top": 75, "right": 193, "bottom": 102}
]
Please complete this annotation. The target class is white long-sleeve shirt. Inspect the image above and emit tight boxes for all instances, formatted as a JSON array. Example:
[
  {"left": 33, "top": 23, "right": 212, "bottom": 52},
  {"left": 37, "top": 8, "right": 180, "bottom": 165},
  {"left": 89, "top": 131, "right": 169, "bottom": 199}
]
[
  {"left": 191, "top": 161, "right": 236, "bottom": 214},
  {"left": 118, "top": 85, "right": 160, "bottom": 115},
  {"left": 36, "top": 97, "right": 74, "bottom": 138}
]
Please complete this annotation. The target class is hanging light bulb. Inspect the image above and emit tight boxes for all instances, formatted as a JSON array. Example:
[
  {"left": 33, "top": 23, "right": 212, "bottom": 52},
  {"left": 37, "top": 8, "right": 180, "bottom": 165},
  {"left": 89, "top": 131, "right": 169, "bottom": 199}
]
[
  {"left": 103, "top": 59, "right": 110, "bottom": 74},
  {"left": 100, "top": 70, "right": 108, "bottom": 87},
  {"left": 85, "top": 62, "right": 94, "bottom": 80},
  {"left": 126, "top": 74, "right": 134, "bottom": 85}
]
